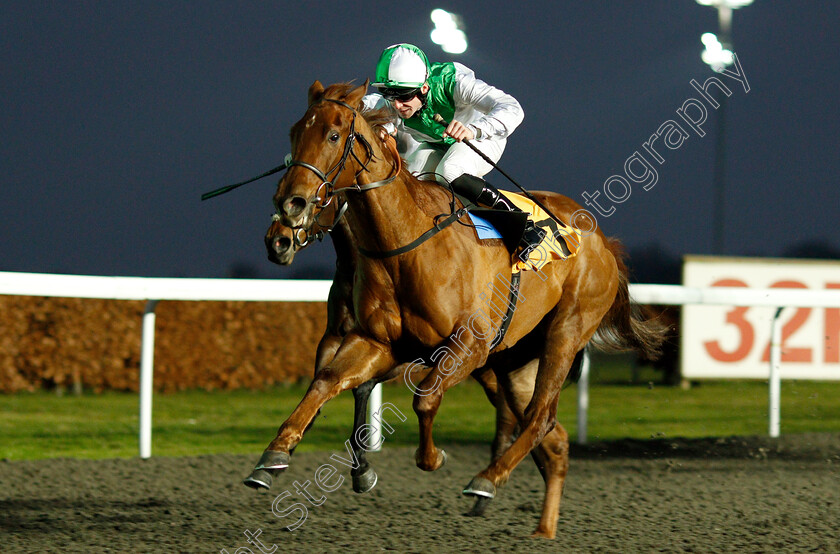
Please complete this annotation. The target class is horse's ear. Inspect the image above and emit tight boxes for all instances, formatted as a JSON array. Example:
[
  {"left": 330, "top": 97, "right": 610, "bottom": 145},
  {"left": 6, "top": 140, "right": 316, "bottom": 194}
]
[
  {"left": 346, "top": 79, "right": 369, "bottom": 109},
  {"left": 308, "top": 81, "right": 325, "bottom": 106}
]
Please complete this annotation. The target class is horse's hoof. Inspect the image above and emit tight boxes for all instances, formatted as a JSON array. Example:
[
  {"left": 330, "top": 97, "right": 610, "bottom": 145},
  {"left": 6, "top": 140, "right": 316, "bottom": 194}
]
[
  {"left": 462, "top": 476, "right": 496, "bottom": 499},
  {"left": 465, "top": 495, "right": 493, "bottom": 517},
  {"left": 254, "top": 450, "right": 291, "bottom": 471},
  {"left": 414, "top": 447, "right": 447, "bottom": 471},
  {"left": 243, "top": 468, "right": 273, "bottom": 490},
  {"left": 243, "top": 450, "right": 290, "bottom": 490},
  {"left": 351, "top": 466, "right": 378, "bottom": 494}
]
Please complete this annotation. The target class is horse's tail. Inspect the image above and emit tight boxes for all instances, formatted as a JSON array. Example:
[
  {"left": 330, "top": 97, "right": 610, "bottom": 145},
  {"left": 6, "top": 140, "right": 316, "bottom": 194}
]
[{"left": 589, "top": 238, "right": 669, "bottom": 360}]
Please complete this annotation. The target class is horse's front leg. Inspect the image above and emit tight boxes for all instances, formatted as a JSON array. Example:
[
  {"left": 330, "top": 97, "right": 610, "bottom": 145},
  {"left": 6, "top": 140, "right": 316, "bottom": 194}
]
[
  {"left": 349, "top": 380, "right": 379, "bottom": 493},
  {"left": 317, "top": 331, "right": 378, "bottom": 493},
  {"left": 464, "top": 365, "right": 519, "bottom": 517},
  {"left": 409, "top": 334, "right": 486, "bottom": 472},
  {"left": 244, "top": 333, "right": 394, "bottom": 489},
  {"left": 291, "top": 331, "right": 343, "bottom": 444}
]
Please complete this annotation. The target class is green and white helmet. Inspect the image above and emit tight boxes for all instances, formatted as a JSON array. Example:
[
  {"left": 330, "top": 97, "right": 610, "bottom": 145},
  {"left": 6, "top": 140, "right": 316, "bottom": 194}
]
[{"left": 372, "top": 43, "right": 430, "bottom": 89}]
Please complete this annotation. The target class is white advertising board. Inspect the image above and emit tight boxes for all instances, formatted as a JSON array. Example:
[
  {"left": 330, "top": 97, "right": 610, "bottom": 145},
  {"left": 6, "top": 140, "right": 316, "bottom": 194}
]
[{"left": 682, "top": 256, "right": 840, "bottom": 380}]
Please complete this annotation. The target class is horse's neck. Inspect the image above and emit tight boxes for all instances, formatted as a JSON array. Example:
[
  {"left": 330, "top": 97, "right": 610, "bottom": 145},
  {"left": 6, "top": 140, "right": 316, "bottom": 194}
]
[
  {"left": 347, "top": 134, "right": 442, "bottom": 255},
  {"left": 350, "top": 176, "right": 438, "bottom": 255}
]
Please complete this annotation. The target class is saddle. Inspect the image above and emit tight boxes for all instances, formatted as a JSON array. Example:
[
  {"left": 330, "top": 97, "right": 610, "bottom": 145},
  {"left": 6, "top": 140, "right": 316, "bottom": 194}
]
[{"left": 462, "top": 192, "right": 582, "bottom": 271}]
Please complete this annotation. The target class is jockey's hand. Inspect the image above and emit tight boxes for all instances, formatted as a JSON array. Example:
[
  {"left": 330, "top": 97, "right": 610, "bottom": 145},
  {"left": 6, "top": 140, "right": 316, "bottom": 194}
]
[
  {"left": 442, "top": 120, "right": 475, "bottom": 142},
  {"left": 375, "top": 126, "right": 390, "bottom": 143}
]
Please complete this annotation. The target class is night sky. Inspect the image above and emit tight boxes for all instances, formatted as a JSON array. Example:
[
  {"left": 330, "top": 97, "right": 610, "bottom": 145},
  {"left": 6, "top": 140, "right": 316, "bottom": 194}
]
[{"left": 2, "top": 1, "right": 838, "bottom": 279}]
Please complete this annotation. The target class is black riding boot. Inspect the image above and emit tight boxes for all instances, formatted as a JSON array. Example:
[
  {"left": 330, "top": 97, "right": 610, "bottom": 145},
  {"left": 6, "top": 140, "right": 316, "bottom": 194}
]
[{"left": 451, "top": 174, "right": 545, "bottom": 248}]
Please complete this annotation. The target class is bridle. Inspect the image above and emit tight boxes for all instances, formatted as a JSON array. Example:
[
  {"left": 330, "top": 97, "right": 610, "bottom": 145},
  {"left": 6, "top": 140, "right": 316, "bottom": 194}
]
[
  {"left": 278, "top": 98, "right": 399, "bottom": 247},
  {"left": 279, "top": 96, "right": 468, "bottom": 258}
]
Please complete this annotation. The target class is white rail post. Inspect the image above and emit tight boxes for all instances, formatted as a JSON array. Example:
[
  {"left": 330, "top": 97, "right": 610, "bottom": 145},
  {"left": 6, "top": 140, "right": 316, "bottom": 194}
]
[
  {"left": 139, "top": 299, "right": 159, "bottom": 459},
  {"left": 769, "top": 307, "right": 783, "bottom": 438},
  {"left": 368, "top": 383, "right": 383, "bottom": 451},
  {"left": 576, "top": 347, "right": 591, "bottom": 445}
]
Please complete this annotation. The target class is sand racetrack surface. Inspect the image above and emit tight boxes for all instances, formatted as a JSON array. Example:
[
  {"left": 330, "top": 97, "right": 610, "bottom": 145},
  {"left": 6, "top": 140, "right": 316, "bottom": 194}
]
[{"left": 2, "top": 434, "right": 839, "bottom": 553}]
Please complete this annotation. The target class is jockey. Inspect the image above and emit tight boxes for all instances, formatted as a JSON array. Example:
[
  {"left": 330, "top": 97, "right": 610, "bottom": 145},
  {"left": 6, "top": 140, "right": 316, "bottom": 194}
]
[{"left": 364, "top": 43, "right": 544, "bottom": 249}]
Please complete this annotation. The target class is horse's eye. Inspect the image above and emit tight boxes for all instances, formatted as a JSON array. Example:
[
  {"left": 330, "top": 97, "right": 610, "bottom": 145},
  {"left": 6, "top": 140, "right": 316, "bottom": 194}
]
[{"left": 328, "top": 133, "right": 340, "bottom": 143}]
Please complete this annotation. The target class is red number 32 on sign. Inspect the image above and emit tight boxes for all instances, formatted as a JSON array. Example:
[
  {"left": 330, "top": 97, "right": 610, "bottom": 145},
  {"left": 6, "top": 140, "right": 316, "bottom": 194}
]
[{"left": 703, "top": 279, "right": 840, "bottom": 364}]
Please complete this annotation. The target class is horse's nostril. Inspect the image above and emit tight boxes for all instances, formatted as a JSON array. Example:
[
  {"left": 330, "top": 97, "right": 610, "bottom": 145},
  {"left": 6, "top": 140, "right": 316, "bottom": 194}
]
[
  {"left": 273, "top": 236, "right": 292, "bottom": 254},
  {"left": 283, "top": 196, "right": 308, "bottom": 217}
]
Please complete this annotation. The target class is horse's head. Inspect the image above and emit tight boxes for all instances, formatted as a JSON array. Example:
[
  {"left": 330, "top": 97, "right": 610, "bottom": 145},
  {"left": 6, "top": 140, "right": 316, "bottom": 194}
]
[{"left": 273, "top": 80, "right": 373, "bottom": 230}]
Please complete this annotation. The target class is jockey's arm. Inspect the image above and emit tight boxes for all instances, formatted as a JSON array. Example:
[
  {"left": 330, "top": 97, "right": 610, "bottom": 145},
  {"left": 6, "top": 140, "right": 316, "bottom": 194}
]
[{"left": 451, "top": 63, "right": 524, "bottom": 141}]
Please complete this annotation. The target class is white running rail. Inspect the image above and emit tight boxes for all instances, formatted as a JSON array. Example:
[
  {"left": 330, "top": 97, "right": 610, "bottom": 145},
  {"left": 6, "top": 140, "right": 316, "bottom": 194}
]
[
  {"left": 2, "top": 272, "right": 840, "bottom": 456},
  {"left": 0, "top": 271, "right": 330, "bottom": 458}
]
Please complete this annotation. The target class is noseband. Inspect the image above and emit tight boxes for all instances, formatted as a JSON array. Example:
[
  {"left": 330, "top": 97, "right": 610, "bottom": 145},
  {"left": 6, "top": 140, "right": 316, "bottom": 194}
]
[{"left": 270, "top": 198, "right": 349, "bottom": 249}]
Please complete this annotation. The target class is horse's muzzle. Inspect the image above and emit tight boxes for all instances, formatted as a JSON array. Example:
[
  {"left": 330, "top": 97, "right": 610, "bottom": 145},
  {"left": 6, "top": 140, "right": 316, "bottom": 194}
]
[
  {"left": 265, "top": 233, "right": 294, "bottom": 266},
  {"left": 283, "top": 195, "right": 308, "bottom": 217}
]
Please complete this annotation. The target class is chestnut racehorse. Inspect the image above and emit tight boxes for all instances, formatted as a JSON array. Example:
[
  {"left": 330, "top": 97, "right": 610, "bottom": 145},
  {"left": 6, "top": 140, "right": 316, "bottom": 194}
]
[
  {"left": 264, "top": 200, "right": 552, "bottom": 508},
  {"left": 252, "top": 81, "right": 665, "bottom": 538}
]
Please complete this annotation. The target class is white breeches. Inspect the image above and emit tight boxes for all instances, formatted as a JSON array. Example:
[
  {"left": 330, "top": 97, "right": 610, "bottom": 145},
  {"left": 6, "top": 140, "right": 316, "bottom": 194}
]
[{"left": 405, "top": 139, "right": 506, "bottom": 183}]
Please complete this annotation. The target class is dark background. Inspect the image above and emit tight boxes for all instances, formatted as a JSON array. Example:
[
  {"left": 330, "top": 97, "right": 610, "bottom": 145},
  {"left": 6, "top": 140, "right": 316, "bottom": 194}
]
[{"left": 2, "top": 1, "right": 838, "bottom": 283}]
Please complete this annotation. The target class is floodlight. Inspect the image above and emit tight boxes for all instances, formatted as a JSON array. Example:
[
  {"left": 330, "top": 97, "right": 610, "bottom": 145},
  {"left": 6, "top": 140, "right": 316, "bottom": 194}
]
[
  {"left": 701, "top": 32, "right": 720, "bottom": 48},
  {"left": 696, "top": 1, "right": 753, "bottom": 70},
  {"left": 695, "top": 0, "right": 753, "bottom": 7},
  {"left": 430, "top": 9, "right": 468, "bottom": 54},
  {"left": 700, "top": 33, "right": 733, "bottom": 71},
  {"left": 440, "top": 31, "right": 467, "bottom": 54},
  {"left": 430, "top": 8, "right": 455, "bottom": 27},
  {"left": 695, "top": 0, "right": 754, "bottom": 254}
]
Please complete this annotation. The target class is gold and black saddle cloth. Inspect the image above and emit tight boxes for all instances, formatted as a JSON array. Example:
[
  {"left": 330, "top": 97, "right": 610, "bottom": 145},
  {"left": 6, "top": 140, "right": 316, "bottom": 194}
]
[{"left": 466, "top": 191, "right": 583, "bottom": 272}]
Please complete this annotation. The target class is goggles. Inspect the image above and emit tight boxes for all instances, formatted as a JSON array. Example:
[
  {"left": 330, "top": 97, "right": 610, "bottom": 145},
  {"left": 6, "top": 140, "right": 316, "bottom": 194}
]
[{"left": 378, "top": 87, "right": 421, "bottom": 102}]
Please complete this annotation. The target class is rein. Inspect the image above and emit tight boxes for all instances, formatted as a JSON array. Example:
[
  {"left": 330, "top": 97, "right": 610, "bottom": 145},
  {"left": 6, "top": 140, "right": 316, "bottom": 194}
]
[
  {"left": 356, "top": 207, "right": 470, "bottom": 259},
  {"left": 200, "top": 156, "right": 292, "bottom": 201},
  {"left": 208, "top": 95, "right": 466, "bottom": 256}
]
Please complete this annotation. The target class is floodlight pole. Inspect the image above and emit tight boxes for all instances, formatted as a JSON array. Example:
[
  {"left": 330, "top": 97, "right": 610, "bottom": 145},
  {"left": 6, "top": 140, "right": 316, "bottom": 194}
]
[
  {"left": 697, "top": 0, "right": 753, "bottom": 254},
  {"left": 711, "top": 5, "right": 730, "bottom": 255},
  {"left": 712, "top": 91, "right": 728, "bottom": 255}
]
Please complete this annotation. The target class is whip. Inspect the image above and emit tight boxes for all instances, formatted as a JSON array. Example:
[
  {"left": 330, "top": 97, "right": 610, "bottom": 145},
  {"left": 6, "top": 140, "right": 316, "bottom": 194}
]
[
  {"left": 433, "top": 114, "right": 568, "bottom": 229},
  {"left": 200, "top": 155, "right": 291, "bottom": 201}
]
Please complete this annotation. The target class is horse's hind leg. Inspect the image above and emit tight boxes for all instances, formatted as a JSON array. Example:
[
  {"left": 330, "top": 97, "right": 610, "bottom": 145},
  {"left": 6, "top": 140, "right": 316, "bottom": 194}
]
[
  {"left": 527, "top": 351, "right": 584, "bottom": 537},
  {"left": 466, "top": 367, "right": 519, "bottom": 517},
  {"left": 475, "top": 359, "right": 569, "bottom": 538},
  {"left": 528, "top": 423, "right": 569, "bottom": 539}
]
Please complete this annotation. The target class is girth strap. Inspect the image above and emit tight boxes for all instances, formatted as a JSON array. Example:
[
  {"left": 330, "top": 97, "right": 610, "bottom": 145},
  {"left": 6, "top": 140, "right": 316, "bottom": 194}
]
[{"left": 490, "top": 270, "right": 522, "bottom": 348}]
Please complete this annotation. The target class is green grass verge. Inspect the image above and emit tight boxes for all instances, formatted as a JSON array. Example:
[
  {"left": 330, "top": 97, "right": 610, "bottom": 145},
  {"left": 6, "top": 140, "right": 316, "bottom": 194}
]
[{"left": 2, "top": 356, "right": 839, "bottom": 460}]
